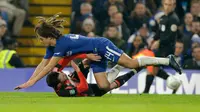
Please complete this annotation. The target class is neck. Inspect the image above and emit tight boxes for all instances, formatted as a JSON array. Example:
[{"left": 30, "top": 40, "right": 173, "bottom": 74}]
[
  {"left": 165, "top": 11, "right": 172, "bottom": 16},
  {"left": 51, "top": 39, "right": 56, "bottom": 46},
  {"left": 164, "top": 12, "right": 169, "bottom": 16},
  {"left": 185, "top": 25, "right": 191, "bottom": 31}
]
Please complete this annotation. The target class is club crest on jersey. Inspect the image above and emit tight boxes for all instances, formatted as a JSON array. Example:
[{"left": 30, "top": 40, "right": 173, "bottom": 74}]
[
  {"left": 69, "top": 90, "right": 76, "bottom": 95},
  {"left": 66, "top": 51, "right": 72, "bottom": 56},
  {"left": 171, "top": 24, "right": 177, "bottom": 32},
  {"left": 70, "top": 34, "right": 79, "bottom": 39}
]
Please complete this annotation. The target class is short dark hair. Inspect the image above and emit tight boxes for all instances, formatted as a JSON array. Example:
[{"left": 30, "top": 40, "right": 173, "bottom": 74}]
[
  {"left": 2, "top": 38, "right": 17, "bottom": 47},
  {"left": 192, "top": 17, "right": 200, "bottom": 23},
  {"left": 192, "top": 46, "right": 200, "bottom": 52},
  {"left": 176, "top": 39, "right": 184, "bottom": 44},
  {"left": 46, "top": 72, "right": 60, "bottom": 88},
  {"left": 109, "top": 23, "right": 118, "bottom": 28}
]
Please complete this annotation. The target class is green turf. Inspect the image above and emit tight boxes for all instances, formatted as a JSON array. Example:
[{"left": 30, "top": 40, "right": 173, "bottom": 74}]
[{"left": 0, "top": 92, "right": 199, "bottom": 112}]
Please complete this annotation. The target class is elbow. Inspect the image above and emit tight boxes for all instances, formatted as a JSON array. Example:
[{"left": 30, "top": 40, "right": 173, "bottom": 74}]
[
  {"left": 83, "top": 84, "right": 89, "bottom": 91},
  {"left": 81, "top": 84, "right": 89, "bottom": 92},
  {"left": 78, "top": 84, "right": 89, "bottom": 93}
]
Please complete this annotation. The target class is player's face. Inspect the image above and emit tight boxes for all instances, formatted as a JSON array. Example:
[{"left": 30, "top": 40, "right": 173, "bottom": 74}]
[
  {"left": 133, "top": 36, "right": 143, "bottom": 48},
  {"left": 36, "top": 33, "right": 52, "bottom": 46},
  {"left": 107, "top": 27, "right": 118, "bottom": 38},
  {"left": 113, "top": 13, "right": 123, "bottom": 25},
  {"left": 135, "top": 3, "right": 146, "bottom": 16},
  {"left": 192, "top": 47, "right": 200, "bottom": 61},
  {"left": 58, "top": 72, "right": 67, "bottom": 83},
  {"left": 163, "top": 0, "right": 175, "bottom": 14},
  {"left": 81, "top": 6, "right": 92, "bottom": 15},
  {"left": 191, "top": 3, "right": 200, "bottom": 16},
  {"left": 192, "top": 22, "right": 200, "bottom": 34},
  {"left": 108, "top": 6, "right": 118, "bottom": 17},
  {"left": 139, "top": 27, "right": 148, "bottom": 37},
  {"left": 0, "top": 25, "right": 7, "bottom": 37},
  {"left": 83, "top": 24, "right": 93, "bottom": 33},
  {"left": 175, "top": 42, "right": 184, "bottom": 56},
  {"left": 184, "top": 13, "right": 193, "bottom": 25}
]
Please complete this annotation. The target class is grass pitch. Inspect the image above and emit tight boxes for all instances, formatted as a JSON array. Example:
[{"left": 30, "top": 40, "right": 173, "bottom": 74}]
[{"left": 0, "top": 92, "right": 199, "bottom": 112}]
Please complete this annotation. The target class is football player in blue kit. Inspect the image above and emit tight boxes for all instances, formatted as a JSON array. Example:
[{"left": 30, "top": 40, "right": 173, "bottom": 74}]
[{"left": 15, "top": 14, "right": 182, "bottom": 91}]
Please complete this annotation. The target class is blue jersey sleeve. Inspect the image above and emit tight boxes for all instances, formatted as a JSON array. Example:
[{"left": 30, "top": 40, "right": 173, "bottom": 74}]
[{"left": 44, "top": 46, "right": 54, "bottom": 59}]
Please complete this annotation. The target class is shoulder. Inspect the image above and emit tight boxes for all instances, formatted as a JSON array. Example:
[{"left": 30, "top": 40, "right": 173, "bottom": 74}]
[
  {"left": 170, "top": 12, "right": 180, "bottom": 22},
  {"left": 160, "top": 14, "right": 165, "bottom": 18},
  {"left": 46, "top": 46, "right": 55, "bottom": 50},
  {"left": 184, "top": 59, "right": 193, "bottom": 63},
  {"left": 58, "top": 34, "right": 81, "bottom": 40},
  {"left": 65, "top": 34, "right": 86, "bottom": 39},
  {"left": 169, "top": 12, "right": 180, "bottom": 31},
  {"left": 56, "top": 35, "right": 70, "bottom": 46},
  {"left": 10, "top": 50, "right": 16, "bottom": 54},
  {"left": 183, "top": 59, "right": 193, "bottom": 67}
]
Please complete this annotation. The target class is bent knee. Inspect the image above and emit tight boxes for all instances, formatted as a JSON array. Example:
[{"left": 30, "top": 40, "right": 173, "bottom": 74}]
[
  {"left": 15, "top": 9, "right": 26, "bottom": 16},
  {"left": 98, "top": 83, "right": 110, "bottom": 90}
]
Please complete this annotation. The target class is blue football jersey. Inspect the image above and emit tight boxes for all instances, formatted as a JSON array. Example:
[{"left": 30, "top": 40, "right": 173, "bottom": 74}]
[
  {"left": 44, "top": 34, "right": 98, "bottom": 59},
  {"left": 44, "top": 34, "right": 124, "bottom": 73}
]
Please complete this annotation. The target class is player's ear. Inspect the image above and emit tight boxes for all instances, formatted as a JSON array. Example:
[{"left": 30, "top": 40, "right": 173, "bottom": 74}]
[{"left": 47, "top": 37, "right": 52, "bottom": 40}]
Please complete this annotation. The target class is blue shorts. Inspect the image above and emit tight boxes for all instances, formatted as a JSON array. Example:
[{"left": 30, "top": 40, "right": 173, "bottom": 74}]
[{"left": 91, "top": 38, "right": 124, "bottom": 73}]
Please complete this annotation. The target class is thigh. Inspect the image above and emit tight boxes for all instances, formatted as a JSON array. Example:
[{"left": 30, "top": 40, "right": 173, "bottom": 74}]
[
  {"left": 90, "top": 59, "right": 110, "bottom": 90},
  {"left": 153, "top": 66, "right": 159, "bottom": 75},
  {"left": 93, "top": 72, "right": 110, "bottom": 90},
  {"left": 102, "top": 39, "right": 124, "bottom": 63},
  {"left": 117, "top": 53, "right": 139, "bottom": 69},
  {"left": 90, "top": 59, "right": 107, "bottom": 73}
]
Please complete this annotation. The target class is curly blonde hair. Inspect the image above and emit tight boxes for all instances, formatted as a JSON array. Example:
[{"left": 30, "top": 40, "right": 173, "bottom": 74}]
[{"left": 34, "top": 12, "right": 66, "bottom": 39}]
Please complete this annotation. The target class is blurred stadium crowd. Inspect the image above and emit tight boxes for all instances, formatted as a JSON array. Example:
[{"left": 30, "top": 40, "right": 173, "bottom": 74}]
[
  {"left": 70, "top": 0, "right": 200, "bottom": 69},
  {"left": 0, "top": 0, "right": 199, "bottom": 69}
]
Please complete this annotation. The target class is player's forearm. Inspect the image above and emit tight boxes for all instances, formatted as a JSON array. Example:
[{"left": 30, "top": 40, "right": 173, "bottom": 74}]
[
  {"left": 58, "top": 54, "right": 87, "bottom": 71},
  {"left": 76, "top": 54, "right": 87, "bottom": 59},
  {"left": 29, "top": 59, "right": 49, "bottom": 80},
  {"left": 31, "top": 64, "right": 55, "bottom": 83},
  {"left": 77, "top": 71, "right": 88, "bottom": 93},
  {"left": 31, "top": 57, "right": 61, "bottom": 83}
]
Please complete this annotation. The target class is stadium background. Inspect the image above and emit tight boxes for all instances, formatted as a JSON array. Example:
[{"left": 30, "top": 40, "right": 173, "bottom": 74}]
[
  {"left": 0, "top": 0, "right": 199, "bottom": 112},
  {"left": 0, "top": 68, "right": 199, "bottom": 94}
]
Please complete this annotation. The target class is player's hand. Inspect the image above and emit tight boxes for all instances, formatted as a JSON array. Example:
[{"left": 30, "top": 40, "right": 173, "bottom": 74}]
[
  {"left": 71, "top": 60, "right": 80, "bottom": 72},
  {"left": 14, "top": 80, "right": 35, "bottom": 90},
  {"left": 86, "top": 53, "right": 102, "bottom": 61}
]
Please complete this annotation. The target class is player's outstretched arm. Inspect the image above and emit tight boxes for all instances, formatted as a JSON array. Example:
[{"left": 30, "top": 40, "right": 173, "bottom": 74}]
[
  {"left": 29, "top": 59, "right": 50, "bottom": 80},
  {"left": 15, "top": 57, "right": 62, "bottom": 90},
  {"left": 57, "top": 53, "right": 101, "bottom": 71}
]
